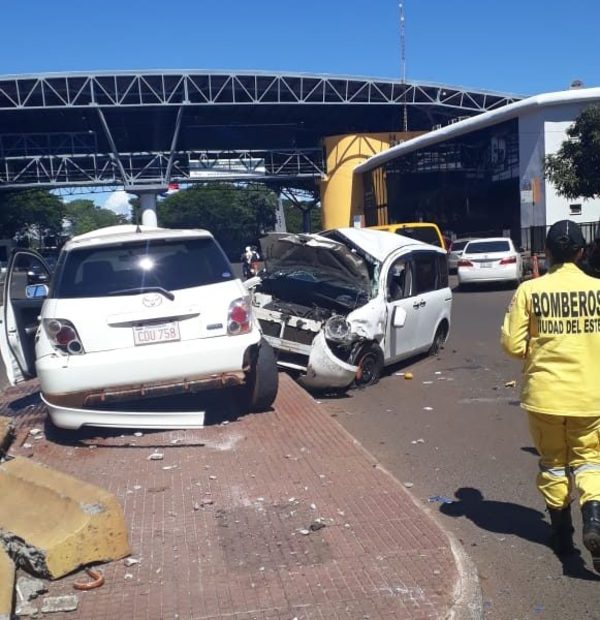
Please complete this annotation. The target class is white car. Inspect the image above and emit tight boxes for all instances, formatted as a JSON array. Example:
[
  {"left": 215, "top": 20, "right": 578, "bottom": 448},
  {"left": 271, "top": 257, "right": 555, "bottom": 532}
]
[
  {"left": 0, "top": 225, "right": 278, "bottom": 430},
  {"left": 448, "top": 238, "right": 478, "bottom": 272},
  {"left": 457, "top": 237, "right": 523, "bottom": 287},
  {"left": 248, "top": 228, "right": 452, "bottom": 390}
]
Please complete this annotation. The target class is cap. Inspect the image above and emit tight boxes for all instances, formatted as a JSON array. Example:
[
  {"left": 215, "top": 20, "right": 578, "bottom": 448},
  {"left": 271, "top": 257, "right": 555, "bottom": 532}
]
[{"left": 546, "top": 219, "right": 586, "bottom": 253}]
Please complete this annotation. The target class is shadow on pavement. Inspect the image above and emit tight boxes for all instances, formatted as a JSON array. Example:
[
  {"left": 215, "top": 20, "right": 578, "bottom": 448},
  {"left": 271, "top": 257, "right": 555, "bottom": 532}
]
[{"left": 440, "top": 487, "right": 600, "bottom": 581}]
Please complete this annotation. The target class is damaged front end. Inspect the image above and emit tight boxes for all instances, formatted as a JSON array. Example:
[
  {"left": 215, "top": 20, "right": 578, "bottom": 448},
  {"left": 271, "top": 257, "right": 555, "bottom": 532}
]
[{"left": 249, "top": 232, "right": 383, "bottom": 390}]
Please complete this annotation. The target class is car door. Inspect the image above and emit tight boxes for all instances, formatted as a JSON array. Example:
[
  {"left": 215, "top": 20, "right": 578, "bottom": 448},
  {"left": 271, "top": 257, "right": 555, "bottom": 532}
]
[
  {"left": 411, "top": 250, "right": 450, "bottom": 352},
  {"left": 0, "top": 249, "right": 50, "bottom": 385},
  {"left": 383, "top": 254, "right": 421, "bottom": 362}
]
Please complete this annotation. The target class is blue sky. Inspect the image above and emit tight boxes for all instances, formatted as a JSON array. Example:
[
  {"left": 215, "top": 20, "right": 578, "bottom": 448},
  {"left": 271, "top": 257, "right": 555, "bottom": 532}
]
[
  {"left": 3, "top": 0, "right": 598, "bottom": 212},
  {"left": 2, "top": 0, "right": 597, "bottom": 95}
]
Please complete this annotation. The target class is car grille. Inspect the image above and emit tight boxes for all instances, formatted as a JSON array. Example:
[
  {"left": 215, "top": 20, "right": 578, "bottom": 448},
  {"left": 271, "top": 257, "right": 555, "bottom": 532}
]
[
  {"left": 259, "top": 320, "right": 282, "bottom": 339},
  {"left": 259, "top": 319, "right": 316, "bottom": 346}
]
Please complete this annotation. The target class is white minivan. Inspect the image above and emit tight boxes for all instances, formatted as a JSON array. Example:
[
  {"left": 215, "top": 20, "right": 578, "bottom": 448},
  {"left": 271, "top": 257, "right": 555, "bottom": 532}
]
[
  {"left": 0, "top": 225, "right": 278, "bottom": 429},
  {"left": 248, "top": 228, "right": 452, "bottom": 390}
]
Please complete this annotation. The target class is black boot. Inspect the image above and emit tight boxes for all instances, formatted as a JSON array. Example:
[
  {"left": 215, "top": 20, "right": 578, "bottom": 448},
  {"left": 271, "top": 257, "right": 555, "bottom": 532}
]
[
  {"left": 582, "top": 500, "right": 600, "bottom": 572},
  {"left": 548, "top": 504, "right": 576, "bottom": 556}
]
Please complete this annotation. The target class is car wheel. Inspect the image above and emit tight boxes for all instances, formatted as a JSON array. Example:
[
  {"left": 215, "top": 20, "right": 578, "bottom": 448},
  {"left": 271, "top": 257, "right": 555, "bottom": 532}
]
[
  {"left": 246, "top": 339, "right": 279, "bottom": 412},
  {"left": 352, "top": 342, "right": 384, "bottom": 388},
  {"left": 428, "top": 322, "right": 448, "bottom": 356}
]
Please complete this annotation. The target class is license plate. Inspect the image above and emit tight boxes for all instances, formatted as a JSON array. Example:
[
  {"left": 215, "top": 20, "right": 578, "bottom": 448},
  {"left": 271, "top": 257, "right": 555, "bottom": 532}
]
[
  {"left": 133, "top": 321, "right": 180, "bottom": 346},
  {"left": 480, "top": 261, "right": 493, "bottom": 268}
]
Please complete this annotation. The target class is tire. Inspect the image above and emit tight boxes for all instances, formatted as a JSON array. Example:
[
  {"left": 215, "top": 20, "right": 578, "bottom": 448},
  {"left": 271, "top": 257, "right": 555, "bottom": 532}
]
[
  {"left": 428, "top": 322, "right": 448, "bottom": 356},
  {"left": 246, "top": 340, "right": 279, "bottom": 412},
  {"left": 352, "top": 342, "right": 384, "bottom": 388}
]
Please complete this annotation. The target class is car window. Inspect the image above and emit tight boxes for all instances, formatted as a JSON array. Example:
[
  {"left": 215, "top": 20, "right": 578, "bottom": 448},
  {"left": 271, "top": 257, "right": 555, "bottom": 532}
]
[
  {"left": 450, "top": 241, "right": 468, "bottom": 252},
  {"left": 52, "top": 237, "right": 234, "bottom": 299},
  {"left": 387, "top": 257, "right": 413, "bottom": 301},
  {"left": 437, "top": 254, "right": 449, "bottom": 288},
  {"left": 412, "top": 252, "right": 439, "bottom": 294},
  {"left": 10, "top": 254, "right": 50, "bottom": 300},
  {"left": 466, "top": 240, "right": 510, "bottom": 254},
  {"left": 395, "top": 227, "right": 442, "bottom": 247}
]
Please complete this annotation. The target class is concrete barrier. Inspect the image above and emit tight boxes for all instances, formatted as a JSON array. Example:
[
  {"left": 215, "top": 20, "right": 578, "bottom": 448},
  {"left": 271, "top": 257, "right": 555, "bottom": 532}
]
[
  {"left": 0, "top": 547, "right": 14, "bottom": 620},
  {"left": 0, "top": 417, "right": 14, "bottom": 460},
  {"left": 0, "top": 457, "right": 130, "bottom": 579}
]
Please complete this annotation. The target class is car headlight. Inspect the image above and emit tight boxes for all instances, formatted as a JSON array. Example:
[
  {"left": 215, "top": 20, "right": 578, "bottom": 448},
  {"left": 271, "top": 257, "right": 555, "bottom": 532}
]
[{"left": 324, "top": 315, "right": 352, "bottom": 342}]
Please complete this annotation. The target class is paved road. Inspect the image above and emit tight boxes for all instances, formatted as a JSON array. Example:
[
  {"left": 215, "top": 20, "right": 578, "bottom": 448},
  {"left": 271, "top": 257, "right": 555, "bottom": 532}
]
[{"left": 325, "top": 277, "right": 600, "bottom": 620}]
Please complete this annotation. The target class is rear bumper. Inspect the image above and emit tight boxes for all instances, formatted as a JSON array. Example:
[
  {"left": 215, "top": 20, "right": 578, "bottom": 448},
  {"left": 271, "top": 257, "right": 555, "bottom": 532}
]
[
  {"left": 41, "top": 394, "right": 210, "bottom": 430},
  {"left": 458, "top": 265, "right": 518, "bottom": 283},
  {"left": 36, "top": 331, "right": 260, "bottom": 425}
]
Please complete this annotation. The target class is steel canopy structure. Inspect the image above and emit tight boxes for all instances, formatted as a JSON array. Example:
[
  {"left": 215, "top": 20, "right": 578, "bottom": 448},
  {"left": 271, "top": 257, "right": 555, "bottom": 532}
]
[{"left": 0, "top": 70, "right": 524, "bottom": 192}]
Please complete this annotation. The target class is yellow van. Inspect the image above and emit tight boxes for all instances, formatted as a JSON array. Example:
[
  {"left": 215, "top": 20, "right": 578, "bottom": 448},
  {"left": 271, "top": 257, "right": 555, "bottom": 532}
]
[{"left": 369, "top": 222, "right": 446, "bottom": 250}]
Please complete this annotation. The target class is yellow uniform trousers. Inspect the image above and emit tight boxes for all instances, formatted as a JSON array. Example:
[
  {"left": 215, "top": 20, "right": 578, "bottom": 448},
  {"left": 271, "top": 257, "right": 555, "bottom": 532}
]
[{"left": 528, "top": 412, "right": 600, "bottom": 508}]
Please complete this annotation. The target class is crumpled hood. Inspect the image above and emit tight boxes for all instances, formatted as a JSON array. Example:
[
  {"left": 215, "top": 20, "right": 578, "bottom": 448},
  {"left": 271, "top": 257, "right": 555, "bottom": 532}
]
[{"left": 259, "top": 232, "right": 371, "bottom": 294}]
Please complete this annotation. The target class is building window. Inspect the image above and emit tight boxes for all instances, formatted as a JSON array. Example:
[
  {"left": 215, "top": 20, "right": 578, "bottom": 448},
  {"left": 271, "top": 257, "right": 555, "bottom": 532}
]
[{"left": 569, "top": 204, "right": 582, "bottom": 216}]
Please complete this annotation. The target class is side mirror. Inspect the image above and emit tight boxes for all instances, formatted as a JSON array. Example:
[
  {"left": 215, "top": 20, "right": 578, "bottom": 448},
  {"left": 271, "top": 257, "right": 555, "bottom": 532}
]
[
  {"left": 25, "top": 284, "right": 49, "bottom": 300},
  {"left": 392, "top": 306, "right": 407, "bottom": 328}
]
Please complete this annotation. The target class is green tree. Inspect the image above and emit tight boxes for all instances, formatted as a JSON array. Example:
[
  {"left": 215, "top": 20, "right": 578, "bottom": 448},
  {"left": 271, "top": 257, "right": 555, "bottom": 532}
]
[
  {"left": 63, "top": 199, "right": 127, "bottom": 236},
  {"left": 0, "top": 189, "right": 63, "bottom": 240},
  {"left": 158, "top": 184, "right": 277, "bottom": 257},
  {"left": 545, "top": 105, "right": 600, "bottom": 199},
  {"left": 282, "top": 201, "right": 321, "bottom": 233}
]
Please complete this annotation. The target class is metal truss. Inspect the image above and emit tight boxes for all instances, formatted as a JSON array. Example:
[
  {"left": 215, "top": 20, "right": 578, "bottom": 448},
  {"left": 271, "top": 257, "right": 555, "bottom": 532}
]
[
  {"left": 0, "top": 71, "right": 521, "bottom": 111},
  {"left": 0, "top": 148, "right": 326, "bottom": 189},
  {"left": 0, "top": 71, "right": 523, "bottom": 191}
]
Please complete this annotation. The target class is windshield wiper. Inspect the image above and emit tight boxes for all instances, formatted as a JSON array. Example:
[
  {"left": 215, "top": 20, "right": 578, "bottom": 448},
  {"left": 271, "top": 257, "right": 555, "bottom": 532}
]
[{"left": 107, "top": 286, "right": 175, "bottom": 301}]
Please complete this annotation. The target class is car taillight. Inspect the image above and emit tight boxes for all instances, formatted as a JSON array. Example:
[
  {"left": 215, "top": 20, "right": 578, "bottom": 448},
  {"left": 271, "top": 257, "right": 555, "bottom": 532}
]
[
  {"left": 500, "top": 256, "right": 517, "bottom": 265},
  {"left": 457, "top": 259, "right": 473, "bottom": 267},
  {"left": 227, "top": 298, "right": 252, "bottom": 335},
  {"left": 42, "top": 319, "right": 85, "bottom": 354}
]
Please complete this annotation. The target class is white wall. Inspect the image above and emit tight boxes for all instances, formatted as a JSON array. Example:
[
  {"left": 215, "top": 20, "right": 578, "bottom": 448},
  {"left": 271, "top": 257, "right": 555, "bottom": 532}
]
[{"left": 518, "top": 100, "right": 600, "bottom": 230}]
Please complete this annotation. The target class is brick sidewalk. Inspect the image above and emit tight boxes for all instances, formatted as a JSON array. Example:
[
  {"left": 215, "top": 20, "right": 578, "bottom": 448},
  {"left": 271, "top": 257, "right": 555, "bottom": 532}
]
[{"left": 2, "top": 374, "right": 477, "bottom": 619}]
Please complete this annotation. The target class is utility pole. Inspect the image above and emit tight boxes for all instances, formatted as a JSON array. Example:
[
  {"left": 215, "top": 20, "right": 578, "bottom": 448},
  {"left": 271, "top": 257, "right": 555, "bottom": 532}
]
[{"left": 400, "top": 1, "right": 408, "bottom": 132}]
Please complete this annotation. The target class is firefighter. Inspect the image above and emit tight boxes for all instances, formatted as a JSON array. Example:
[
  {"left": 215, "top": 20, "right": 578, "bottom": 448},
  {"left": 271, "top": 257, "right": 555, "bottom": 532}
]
[{"left": 501, "top": 220, "right": 600, "bottom": 570}]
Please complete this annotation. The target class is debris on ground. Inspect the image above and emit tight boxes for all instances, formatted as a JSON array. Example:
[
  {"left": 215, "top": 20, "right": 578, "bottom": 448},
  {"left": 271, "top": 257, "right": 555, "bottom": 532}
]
[
  {"left": 403, "top": 482, "right": 414, "bottom": 488},
  {"left": 40, "top": 594, "right": 79, "bottom": 613},
  {"left": 147, "top": 452, "right": 164, "bottom": 461},
  {"left": 427, "top": 496, "right": 455, "bottom": 504},
  {"left": 404, "top": 372, "right": 414, "bottom": 380},
  {"left": 16, "top": 576, "right": 48, "bottom": 601},
  {"left": 309, "top": 521, "right": 326, "bottom": 532},
  {"left": 423, "top": 407, "right": 433, "bottom": 411},
  {"left": 124, "top": 558, "right": 140, "bottom": 567},
  {"left": 411, "top": 438, "right": 425, "bottom": 445},
  {"left": 73, "top": 568, "right": 104, "bottom": 591},
  {"left": 504, "top": 380, "right": 517, "bottom": 388}
]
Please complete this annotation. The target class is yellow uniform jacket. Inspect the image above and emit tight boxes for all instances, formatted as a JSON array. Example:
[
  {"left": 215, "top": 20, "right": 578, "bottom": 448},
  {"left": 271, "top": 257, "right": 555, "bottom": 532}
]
[{"left": 501, "top": 263, "right": 600, "bottom": 416}]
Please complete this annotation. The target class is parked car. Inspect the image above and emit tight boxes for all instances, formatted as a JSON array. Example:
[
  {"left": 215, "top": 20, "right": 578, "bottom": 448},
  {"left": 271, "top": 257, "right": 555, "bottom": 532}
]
[
  {"left": 369, "top": 222, "right": 446, "bottom": 249},
  {"left": 457, "top": 237, "right": 523, "bottom": 287},
  {"left": 448, "top": 238, "right": 478, "bottom": 272},
  {"left": 0, "top": 225, "right": 278, "bottom": 430},
  {"left": 247, "top": 228, "right": 452, "bottom": 390}
]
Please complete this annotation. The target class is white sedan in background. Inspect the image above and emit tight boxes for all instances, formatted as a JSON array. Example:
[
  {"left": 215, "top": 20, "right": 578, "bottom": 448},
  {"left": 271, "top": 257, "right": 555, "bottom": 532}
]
[
  {"left": 457, "top": 237, "right": 523, "bottom": 288},
  {"left": 448, "top": 238, "right": 478, "bottom": 272}
]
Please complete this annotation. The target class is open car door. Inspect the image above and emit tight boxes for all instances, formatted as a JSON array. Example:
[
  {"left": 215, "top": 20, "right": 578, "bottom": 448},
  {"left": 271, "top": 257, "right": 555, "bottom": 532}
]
[{"left": 0, "top": 249, "right": 50, "bottom": 385}]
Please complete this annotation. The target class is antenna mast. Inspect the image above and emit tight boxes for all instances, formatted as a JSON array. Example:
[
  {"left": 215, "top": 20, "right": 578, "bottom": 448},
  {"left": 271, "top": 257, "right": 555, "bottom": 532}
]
[{"left": 400, "top": 1, "right": 408, "bottom": 132}]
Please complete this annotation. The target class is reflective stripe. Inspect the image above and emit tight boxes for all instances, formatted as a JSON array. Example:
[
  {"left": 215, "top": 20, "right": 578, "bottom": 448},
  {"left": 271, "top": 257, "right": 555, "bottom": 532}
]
[
  {"left": 538, "top": 463, "right": 567, "bottom": 477},
  {"left": 572, "top": 463, "right": 600, "bottom": 475}
]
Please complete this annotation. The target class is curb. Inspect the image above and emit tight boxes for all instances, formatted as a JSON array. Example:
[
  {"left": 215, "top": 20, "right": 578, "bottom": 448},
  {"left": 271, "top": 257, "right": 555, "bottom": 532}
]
[{"left": 446, "top": 534, "right": 483, "bottom": 619}]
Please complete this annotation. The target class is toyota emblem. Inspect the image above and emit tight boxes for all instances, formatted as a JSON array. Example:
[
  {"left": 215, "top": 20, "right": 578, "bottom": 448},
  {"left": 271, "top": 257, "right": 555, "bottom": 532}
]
[{"left": 142, "top": 293, "right": 162, "bottom": 307}]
